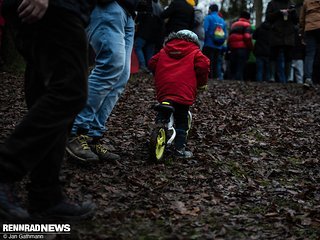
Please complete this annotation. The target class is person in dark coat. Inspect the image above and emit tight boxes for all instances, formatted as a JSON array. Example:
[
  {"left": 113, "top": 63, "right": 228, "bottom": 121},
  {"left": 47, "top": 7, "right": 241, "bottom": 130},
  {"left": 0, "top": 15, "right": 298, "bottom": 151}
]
[
  {"left": 266, "top": 0, "right": 299, "bottom": 83},
  {"left": 0, "top": 0, "right": 96, "bottom": 221},
  {"left": 160, "top": 0, "right": 194, "bottom": 37},
  {"left": 288, "top": 24, "right": 305, "bottom": 84},
  {"left": 253, "top": 21, "right": 272, "bottom": 82},
  {"left": 135, "top": 0, "right": 164, "bottom": 72}
]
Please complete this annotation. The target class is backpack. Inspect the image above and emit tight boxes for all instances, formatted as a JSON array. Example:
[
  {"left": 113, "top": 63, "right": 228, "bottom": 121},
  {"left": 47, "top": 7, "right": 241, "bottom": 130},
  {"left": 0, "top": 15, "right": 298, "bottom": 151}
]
[{"left": 212, "top": 24, "right": 226, "bottom": 46}]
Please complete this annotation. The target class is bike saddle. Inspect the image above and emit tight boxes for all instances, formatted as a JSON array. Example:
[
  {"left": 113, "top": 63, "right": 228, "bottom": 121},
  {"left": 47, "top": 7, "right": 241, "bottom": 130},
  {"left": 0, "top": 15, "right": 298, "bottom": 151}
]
[{"left": 153, "top": 102, "right": 175, "bottom": 113}]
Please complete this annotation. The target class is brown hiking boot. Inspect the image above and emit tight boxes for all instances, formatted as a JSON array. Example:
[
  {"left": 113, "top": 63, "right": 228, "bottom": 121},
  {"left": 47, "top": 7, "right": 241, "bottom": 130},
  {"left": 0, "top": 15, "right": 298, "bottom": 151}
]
[
  {"left": 89, "top": 140, "right": 120, "bottom": 161},
  {"left": 66, "top": 135, "right": 99, "bottom": 162}
]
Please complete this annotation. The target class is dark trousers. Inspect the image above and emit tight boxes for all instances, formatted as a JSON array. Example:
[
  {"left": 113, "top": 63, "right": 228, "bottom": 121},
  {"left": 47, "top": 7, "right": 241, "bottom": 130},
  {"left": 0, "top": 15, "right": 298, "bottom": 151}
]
[
  {"left": 230, "top": 48, "right": 249, "bottom": 81},
  {"left": 203, "top": 46, "right": 220, "bottom": 79},
  {"left": 156, "top": 102, "right": 190, "bottom": 149},
  {"left": 270, "top": 45, "right": 293, "bottom": 83},
  {"left": 0, "top": 7, "right": 88, "bottom": 209}
]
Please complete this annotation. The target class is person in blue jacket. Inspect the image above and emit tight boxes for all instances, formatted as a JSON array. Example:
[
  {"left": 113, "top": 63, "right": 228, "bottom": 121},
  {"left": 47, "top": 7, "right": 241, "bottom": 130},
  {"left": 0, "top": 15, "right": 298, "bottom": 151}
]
[{"left": 203, "top": 4, "right": 227, "bottom": 80}]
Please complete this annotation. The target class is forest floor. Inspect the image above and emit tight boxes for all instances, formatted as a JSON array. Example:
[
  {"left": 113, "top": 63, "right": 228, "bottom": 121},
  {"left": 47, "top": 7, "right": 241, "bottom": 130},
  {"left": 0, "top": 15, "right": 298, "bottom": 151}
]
[{"left": 0, "top": 71, "right": 320, "bottom": 240}]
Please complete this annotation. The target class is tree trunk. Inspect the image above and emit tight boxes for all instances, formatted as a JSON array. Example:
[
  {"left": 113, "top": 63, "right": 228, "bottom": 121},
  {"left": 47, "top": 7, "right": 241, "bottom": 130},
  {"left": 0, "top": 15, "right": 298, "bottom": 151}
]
[{"left": 254, "top": 0, "right": 263, "bottom": 27}]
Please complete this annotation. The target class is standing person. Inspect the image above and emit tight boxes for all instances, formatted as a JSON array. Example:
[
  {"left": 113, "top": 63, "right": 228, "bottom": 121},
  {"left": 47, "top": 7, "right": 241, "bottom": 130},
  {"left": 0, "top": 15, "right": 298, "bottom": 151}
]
[
  {"left": 227, "top": 11, "right": 253, "bottom": 81},
  {"left": 300, "top": 0, "right": 320, "bottom": 85},
  {"left": 148, "top": 30, "right": 210, "bottom": 158},
  {"left": 160, "top": 0, "right": 194, "bottom": 37},
  {"left": 252, "top": 21, "right": 272, "bottom": 82},
  {"left": 266, "top": 0, "right": 298, "bottom": 83},
  {"left": 193, "top": 0, "right": 205, "bottom": 49},
  {"left": 0, "top": 0, "right": 96, "bottom": 221},
  {"left": 66, "top": 0, "right": 139, "bottom": 163},
  {"left": 203, "top": 4, "right": 227, "bottom": 80},
  {"left": 134, "top": 0, "right": 163, "bottom": 73},
  {"left": 288, "top": 25, "right": 305, "bottom": 84}
]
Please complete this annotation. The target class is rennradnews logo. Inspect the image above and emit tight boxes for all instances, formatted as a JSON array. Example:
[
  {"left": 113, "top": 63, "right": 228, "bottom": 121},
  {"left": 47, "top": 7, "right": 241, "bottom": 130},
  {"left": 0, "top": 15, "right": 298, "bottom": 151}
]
[{"left": 1, "top": 224, "right": 71, "bottom": 239}]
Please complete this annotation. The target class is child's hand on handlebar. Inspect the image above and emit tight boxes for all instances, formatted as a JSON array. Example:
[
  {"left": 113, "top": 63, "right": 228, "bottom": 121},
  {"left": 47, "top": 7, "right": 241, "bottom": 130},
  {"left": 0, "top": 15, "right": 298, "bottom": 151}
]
[{"left": 198, "top": 85, "right": 208, "bottom": 92}]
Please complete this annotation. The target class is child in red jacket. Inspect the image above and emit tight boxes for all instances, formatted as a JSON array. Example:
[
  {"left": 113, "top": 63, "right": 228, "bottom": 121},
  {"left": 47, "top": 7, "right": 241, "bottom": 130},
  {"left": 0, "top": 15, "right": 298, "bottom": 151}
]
[{"left": 148, "top": 29, "right": 210, "bottom": 158}]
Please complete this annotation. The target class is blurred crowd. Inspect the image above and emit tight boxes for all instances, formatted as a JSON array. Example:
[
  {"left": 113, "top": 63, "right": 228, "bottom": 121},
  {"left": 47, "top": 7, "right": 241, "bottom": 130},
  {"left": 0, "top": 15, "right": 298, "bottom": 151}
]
[{"left": 132, "top": 0, "right": 320, "bottom": 85}]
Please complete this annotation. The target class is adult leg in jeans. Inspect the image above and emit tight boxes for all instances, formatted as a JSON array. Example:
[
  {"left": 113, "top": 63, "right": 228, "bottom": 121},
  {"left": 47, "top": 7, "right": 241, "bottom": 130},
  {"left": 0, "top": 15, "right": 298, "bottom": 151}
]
[
  {"left": 72, "top": 2, "right": 134, "bottom": 137},
  {"left": 294, "top": 59, "right": 304, "bottom": 84},
  {"left": 304, "top": 30, "right": 317, "bottom": 83},
  {"left": 69, "top": 2, "right": 134, "bottom": 161}
]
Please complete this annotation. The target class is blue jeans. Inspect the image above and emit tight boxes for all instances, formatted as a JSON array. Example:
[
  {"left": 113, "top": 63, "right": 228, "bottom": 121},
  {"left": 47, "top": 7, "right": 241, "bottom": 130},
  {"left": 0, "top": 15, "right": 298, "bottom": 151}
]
[
  {"left": 71, "top": 2, "right": 135, "bottom": 138},
  {"left": 304, "top": 29, "right": 320, "bottom": 80},
  {"left": 288, "top": 59, "right": 304, "bottom": 84},
  {"left": 256, "top": 56, "right": 270, "bottom": 82},
  {"left": 134, "top": 37, "right": 155, "bottom": 69}
]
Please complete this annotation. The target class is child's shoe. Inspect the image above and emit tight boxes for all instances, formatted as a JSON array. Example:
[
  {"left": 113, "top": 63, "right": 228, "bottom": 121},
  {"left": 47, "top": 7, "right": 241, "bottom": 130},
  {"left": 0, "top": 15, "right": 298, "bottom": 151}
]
[{"left": 174, "top": 148, "right": 193, "bottom": 158}]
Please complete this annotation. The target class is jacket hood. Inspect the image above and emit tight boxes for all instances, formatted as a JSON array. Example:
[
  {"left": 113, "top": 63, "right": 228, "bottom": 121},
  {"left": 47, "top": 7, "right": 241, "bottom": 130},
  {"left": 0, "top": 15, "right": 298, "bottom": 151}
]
[
  {"left": 163, "top": 38, "right": 199, "bottom": 59},
  {"left": 165, "top": 31, "right": 200, "bottom": 47}
]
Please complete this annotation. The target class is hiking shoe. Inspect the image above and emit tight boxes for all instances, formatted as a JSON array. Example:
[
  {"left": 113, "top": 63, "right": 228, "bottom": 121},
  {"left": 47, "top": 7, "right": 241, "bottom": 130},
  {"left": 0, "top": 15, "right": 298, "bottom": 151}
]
[
  {"left": 89, "top": 141, "right": 121, "bottom": 161},
  {"left": 174, "top": 148, "right": 193, "bottom": 159},
  {"left": 66, "top": 135, "right": 99, "bottom": 162},
  {"left": 0, "top": 183, "right": 30, "bottom": 221},
  {"left": 30, "top": 199, "right": 96, "bottom": 222}
]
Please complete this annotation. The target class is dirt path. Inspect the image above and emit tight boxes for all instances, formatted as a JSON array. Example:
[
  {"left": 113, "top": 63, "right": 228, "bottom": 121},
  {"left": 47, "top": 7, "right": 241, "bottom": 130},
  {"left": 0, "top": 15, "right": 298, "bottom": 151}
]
[{"left": 1, "top": 72, "right": 320, "bottom": 239}]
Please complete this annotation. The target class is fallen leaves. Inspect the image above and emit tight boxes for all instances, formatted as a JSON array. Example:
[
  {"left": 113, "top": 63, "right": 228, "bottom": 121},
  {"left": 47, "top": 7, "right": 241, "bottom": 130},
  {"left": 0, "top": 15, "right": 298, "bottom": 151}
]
[{"left": 1, "top": 72, "right": 320, "bottom": 239}]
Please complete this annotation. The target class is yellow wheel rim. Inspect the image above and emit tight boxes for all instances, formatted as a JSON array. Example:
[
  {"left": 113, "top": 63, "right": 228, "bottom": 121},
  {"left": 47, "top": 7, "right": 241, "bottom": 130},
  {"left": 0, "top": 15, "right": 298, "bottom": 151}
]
[{"left": 155, "top": 128, "right": 166, "bottom": 160}]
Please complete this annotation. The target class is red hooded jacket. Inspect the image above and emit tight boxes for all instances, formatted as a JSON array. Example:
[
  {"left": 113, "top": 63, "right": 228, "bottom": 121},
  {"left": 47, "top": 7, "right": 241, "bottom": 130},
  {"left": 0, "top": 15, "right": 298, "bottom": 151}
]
[{"left": 148, "top": 38, "right": 209, "bottom": 106}]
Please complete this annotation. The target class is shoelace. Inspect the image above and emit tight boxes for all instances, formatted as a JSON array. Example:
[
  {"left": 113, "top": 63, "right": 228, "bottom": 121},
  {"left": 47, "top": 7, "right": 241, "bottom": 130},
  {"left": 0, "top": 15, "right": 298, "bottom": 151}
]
[
  {"left": 78, "top": 135, "right": 91, "bottom": 150},
  {"left": 95, "top": 144, "right": 108, "bottom": 154}
]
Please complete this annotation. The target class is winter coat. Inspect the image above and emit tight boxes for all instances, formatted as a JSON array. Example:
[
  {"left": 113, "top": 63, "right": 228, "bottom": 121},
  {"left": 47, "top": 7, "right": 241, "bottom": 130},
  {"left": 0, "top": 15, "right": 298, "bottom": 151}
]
[
  {"left": 252, "top": 22, "right": 271, "bottom": 57},
  {"left": 227, "top": 18, "right": 253, "bottom": 50},
  {"left": 148, "top": 32, "right": 210, "bottom": 105},
  {"left": 300, "top": 0, "right": 320, "bottom": 33},
  {"left": 266, "top": 0, "right": 299, "bottom": 47},
  {"left": 160, "top": 0, "right": 194, "bottom": 35},
  {"left": 203, "top": 11, "right": 227, "bottom": 49}
]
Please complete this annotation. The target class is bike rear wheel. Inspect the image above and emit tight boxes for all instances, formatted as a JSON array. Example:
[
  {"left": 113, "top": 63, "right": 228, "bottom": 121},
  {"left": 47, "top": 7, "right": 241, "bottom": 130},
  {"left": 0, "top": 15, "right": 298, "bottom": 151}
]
[{"left": 149, "top": 125, "right": 167, "bottom": 162}]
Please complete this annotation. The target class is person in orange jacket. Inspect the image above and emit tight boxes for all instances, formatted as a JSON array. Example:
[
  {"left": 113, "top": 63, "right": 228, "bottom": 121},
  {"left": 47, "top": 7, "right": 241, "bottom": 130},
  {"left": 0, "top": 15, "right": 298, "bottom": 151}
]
[{"left": 148, "top": 29, "right": 210, "bottom": 158}]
